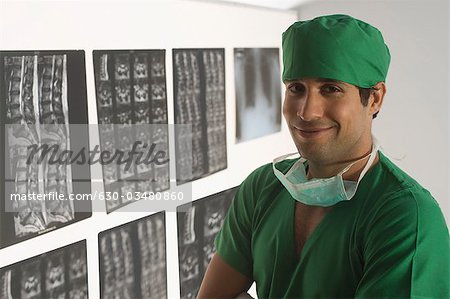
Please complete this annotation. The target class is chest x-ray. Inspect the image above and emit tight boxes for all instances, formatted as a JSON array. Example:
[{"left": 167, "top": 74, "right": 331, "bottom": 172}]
[{"left": 234, "top": 48, "right": 282, "bottom": 143}]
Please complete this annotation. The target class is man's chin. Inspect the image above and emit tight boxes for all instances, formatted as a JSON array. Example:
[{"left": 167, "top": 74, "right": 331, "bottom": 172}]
[{"left": 296, "top": 142, "right": 327, "bottom": 158}]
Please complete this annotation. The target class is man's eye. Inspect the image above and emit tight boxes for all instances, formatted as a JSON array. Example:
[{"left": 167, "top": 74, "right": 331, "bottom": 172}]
[
  {"left": 321, "top": 85, "right": 342, "bottom": 93},
  {"left": 288, "top": 84, "right": 305, "bottom": 94}
]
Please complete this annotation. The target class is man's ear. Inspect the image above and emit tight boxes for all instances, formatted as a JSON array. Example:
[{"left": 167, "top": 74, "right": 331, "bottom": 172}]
[{"left": 369, "top": 82, "right": 386, "bottom": 117}]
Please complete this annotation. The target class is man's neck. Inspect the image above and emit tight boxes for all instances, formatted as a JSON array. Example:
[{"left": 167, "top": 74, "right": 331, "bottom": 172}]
[{"left": 307, "top": 151, "right": 379, "bottom": 181}]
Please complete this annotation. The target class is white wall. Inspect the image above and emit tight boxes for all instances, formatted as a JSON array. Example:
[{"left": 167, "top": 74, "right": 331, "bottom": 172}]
[
  {"left": 0, "top": 1, "right": 297, "bottom": 298},
  {"left": 294, "top": 0, "right": 450, "bottom": 225}
]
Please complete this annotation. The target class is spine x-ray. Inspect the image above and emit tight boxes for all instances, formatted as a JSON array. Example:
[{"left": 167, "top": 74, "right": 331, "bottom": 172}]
[
  {"left": 177, "top": 187, "right": 237, "bottom": 299},
  {"left": 93, "top": 50, "right": 169, "bottom": 213},
  {"left": 234, "top": 48, "right": 281, "bottom": 143},
  {"left": 0, "top": 51, "right": 91, "bottom": 249},
  {"left": 0, "top": 240, "right": 88, "bottom": 299},
  {"left": 99, "top": 211, "right": 167, "bottom": 298},
  {"left": 173, "top": 49, "right": 227, "bottom": 184}
]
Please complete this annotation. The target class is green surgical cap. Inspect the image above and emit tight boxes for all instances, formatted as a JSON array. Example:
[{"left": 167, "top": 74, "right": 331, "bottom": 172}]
[{"left": 282, "top": 14, "right": 390, "bottom": 88}]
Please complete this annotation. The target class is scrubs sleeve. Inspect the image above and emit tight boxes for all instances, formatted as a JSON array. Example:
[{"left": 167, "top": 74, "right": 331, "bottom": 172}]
[
  {"left": 214, "top": 167, "right": 263, "bottom": 278},
  {"left": 355, "top": 187, "right": 450, "bottom": 298}
]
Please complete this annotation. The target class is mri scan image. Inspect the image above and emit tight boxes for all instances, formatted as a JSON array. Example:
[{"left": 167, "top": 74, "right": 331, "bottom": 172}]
[
  {"left": 93, "top": 50, "right": 169, "bottom": 212},
  {"left": 0, "top": 50, "right": 91, "bottom": 249},
  {"left": 0, "top": 240, "right": 88, "bottom": 299},
  {"left": 173, "top": 49, "right": 227, "bottom": 184},
  {"left": 99, "top": 211, "right": 167, "bottom": 298},
  {"left": 177, "top": 187, "right": 237, "bottom": 299}
]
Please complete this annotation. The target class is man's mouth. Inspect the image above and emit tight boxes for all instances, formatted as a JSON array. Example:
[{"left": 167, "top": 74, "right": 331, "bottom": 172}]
[{"left": 293, "top": 126, "right": 333, "bottom": 139}]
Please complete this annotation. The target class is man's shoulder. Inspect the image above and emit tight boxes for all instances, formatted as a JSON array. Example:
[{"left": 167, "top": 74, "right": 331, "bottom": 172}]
[
  {"left": 374, "top": 152, "right": 431, "bottom": 198},
  {"left": 363, "top": 151, "right": 443, "bottom": 223}
]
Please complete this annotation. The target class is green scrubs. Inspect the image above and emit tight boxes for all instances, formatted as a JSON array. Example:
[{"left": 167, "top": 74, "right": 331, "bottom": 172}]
[{"left": 215, "top": 152, "right": 450, "bottom": 298}]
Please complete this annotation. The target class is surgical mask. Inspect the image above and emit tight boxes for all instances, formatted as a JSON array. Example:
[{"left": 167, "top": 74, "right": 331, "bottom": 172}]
[{"left": 273, "top": 138, "right": 380, "bottom": 207}]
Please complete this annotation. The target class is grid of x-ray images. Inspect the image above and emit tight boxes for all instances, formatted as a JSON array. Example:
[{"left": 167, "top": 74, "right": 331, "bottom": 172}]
[
  {"left": 0, "top": 51, "right": 91, "bottom": 249},
  {"left": 93, "top": 50, "right": 169, "bottom": 212},
  {"left": 99, "top": 211, "right": 167, "bottom": 299},
  {"left": 234, "top": 48, "right": 281, "bottom": 143},
  {"left": 0, "top": 240, "right": 88, "bottom": 299},
  {"left": 173, "top": 49, "right": 227, "bottom": 184},
  {"left": 176, "top": 187, "right": 237, "bottom": 299}
]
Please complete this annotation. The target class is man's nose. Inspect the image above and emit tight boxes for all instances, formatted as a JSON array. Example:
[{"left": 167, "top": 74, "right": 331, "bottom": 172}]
[{"left": 296, "top": 90, "right": 324, "bottom": 121}]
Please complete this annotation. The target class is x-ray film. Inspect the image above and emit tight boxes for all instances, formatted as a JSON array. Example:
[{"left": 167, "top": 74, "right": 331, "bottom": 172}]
[
  {"left": 177, "top": 187, "right": 237, "bottom": 299},
  {"left": 0, "top": 50, "right": 91, "bottom": 249},
  {"left": 99, "top": 211, "right": 167, "bottom": 298},
  {"left": 173, "top": 49, "right": 227, "bottom": 184},
  {"left": 0, "top": 240, "right": 88, "bottom": 299},
  {"left": 93, "top": 50, "right": 169, "bottom": 213},
  {"left": 234, "top": 48, "right": 281, "bottom": 143}
]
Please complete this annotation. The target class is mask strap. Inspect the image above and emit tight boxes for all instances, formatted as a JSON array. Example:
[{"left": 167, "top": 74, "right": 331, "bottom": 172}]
[
  {"left": 356, "top": 141, "right": 380, "bottom": 182},
  {"left": 340, "top": 138, "right": 380, "bottom": 176},
  {"left": 273, "top": 152, "right": 305, "bottom": 177},
  {"left": 274, "top": 136, "right": 380, "bottom": 180},
  {"left": 343, "top": 139, "right": 380, "bottom": 199}
]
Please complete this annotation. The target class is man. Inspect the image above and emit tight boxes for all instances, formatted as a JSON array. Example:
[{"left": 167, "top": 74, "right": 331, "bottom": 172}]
[{"left": 198, "top": 14, "right": 450, "bottom": 298}]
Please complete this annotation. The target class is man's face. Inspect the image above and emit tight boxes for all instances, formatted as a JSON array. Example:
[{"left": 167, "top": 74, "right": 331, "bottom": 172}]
[{"left": 283, "top": 77, "right": 374, "bottom": 166}]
